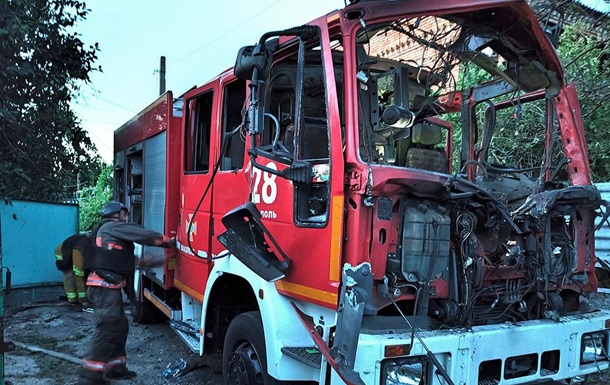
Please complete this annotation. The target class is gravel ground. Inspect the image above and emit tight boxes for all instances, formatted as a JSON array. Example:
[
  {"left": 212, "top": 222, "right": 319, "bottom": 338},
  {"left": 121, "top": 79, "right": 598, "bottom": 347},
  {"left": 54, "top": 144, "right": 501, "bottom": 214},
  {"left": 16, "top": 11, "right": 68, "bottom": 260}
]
[
  {"left": 3, "top": 299, "right": 222, "bottom": 385},
  {"left": 3, "top": 288, "right": 610, "bottom": 385}
]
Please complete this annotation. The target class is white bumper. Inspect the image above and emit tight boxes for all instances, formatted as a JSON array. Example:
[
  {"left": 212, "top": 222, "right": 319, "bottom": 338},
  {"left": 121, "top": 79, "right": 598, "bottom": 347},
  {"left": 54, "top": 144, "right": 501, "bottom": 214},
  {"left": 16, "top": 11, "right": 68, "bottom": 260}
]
[{"left": 337, "top": 310, "right": 610, "bottom": 385}]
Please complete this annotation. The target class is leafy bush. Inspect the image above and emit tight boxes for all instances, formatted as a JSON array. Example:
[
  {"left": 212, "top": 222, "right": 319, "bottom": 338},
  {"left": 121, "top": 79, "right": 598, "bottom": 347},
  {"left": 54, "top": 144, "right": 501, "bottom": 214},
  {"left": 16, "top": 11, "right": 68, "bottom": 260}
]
[
  {"left": 78, "top": 164, "right": 113, "bottom": 231},
  {"left": 558, "top": 24, "right": 610, "bottom": 182}
]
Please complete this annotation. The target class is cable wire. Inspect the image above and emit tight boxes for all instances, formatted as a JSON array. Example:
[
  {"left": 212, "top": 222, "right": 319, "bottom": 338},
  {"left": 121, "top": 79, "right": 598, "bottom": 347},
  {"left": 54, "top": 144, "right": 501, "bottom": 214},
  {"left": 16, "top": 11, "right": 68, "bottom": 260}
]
[{"left": 171, "top": 0, "right": 284, "bottom": 65}]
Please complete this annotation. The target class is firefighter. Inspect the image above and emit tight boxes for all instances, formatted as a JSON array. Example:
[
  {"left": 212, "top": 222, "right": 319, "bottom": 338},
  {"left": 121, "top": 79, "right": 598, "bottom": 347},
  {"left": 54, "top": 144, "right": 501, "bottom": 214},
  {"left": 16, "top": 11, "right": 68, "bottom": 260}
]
[
  {"left": 77, "top": 200, "right": 175, "bottom": 385},
  {"left": 54, "top": 234, "right": 88, "bottom": 306}
]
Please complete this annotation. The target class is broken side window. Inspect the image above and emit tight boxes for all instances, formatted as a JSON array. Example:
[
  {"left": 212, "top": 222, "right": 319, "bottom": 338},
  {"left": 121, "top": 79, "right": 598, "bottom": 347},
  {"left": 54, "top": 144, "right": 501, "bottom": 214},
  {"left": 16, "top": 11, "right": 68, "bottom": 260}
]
[
  {"left": 184, "top": 90, "right": 214, "bottom": 173},
  {"left": 220, "top": 79, "right": 247, "bottom": 171}
]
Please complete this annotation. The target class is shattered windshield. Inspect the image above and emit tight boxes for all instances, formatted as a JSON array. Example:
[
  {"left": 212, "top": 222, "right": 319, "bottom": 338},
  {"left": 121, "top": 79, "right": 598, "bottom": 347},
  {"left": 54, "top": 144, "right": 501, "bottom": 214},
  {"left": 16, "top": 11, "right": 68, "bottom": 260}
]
[{"left": 355, "top": 12, "right": 566, "bottom": 196}]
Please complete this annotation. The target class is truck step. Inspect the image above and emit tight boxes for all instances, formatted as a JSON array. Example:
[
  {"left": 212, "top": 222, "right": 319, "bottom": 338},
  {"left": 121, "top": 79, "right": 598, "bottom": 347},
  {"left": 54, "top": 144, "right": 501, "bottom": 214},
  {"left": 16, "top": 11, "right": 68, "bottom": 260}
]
[
  {"left": 170, "top": 319, "right": 200, "bottom": 353},
  {"left": 143, "top": 288, "right": 181, "bottom": 320},
  {"left": 281, "top": 347, "right": 321, "bottom": 369}
]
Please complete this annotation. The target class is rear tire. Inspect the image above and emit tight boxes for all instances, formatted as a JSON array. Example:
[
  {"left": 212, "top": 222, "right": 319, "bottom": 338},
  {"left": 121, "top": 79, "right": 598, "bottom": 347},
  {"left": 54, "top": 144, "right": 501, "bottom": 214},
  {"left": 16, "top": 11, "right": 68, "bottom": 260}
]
[
  {"left": 131, "top": 296, "right": 157, "bottom": 324},
  {"left": 131, "top": 268, "right": 157, "bottom": 324}
]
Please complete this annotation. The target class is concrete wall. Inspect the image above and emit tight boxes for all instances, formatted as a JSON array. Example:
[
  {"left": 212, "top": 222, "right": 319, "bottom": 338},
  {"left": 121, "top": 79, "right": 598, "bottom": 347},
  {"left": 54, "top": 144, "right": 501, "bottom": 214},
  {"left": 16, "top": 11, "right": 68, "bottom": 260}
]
[{"left": 0, "top": 200, "right": 78, "bottom": 287}]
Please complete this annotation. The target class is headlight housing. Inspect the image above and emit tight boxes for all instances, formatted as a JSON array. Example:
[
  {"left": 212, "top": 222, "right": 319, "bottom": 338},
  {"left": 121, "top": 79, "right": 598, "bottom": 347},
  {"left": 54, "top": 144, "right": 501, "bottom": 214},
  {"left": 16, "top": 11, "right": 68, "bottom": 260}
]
[
  {"left": 382, "top": 357, "right": 427, "bottom": 385},
  {"left": 581, "top": 331, "right": 609, "bottom": 365}
]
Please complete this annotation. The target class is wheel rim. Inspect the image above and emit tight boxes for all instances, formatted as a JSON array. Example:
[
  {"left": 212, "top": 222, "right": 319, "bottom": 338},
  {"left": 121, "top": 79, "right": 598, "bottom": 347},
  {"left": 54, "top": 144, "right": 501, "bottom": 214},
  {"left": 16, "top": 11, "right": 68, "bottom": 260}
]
[{"left": 226, "top": 341, "right": 264, "bottom": 384}]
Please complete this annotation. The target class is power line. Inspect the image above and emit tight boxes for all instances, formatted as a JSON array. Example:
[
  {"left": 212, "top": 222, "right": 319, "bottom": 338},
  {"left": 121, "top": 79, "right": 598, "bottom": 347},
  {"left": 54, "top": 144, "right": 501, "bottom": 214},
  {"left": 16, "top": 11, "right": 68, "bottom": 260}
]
[
  {"left": 78, "top": 117, "right": 121, "bottom": 126},
  {"left": 91, "top": 94, "right": 136, "bottom": 113},
  {"left": 74, "top": 113, "right": 114, "bottom": 152},
  {"left": 132, "top": 71, "right": 157, "bottom": 109},
  {"left": 171, "top": 0, "right": 284, "bottom": 65},
  {"left": 75, "top": 0, "right": 288, "bottom": 158},
  {"left": 74, "top": 90, "right": 137, "bottom": 114},
  {"left": 76, "top": 0, "right": 287, "bottom": 122},
  {"left": 87, "top": 130, "right": 113, "bottom": 152}
]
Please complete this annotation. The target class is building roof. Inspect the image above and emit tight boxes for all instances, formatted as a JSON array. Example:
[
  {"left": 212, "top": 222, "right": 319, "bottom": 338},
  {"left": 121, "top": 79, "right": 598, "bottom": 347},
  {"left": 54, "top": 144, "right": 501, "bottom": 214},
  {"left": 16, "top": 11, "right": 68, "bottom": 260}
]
[
  {"left": 529, "top": 0, "right": 610, "bottom": 38},
  {"left": 575, "top": 0, "right": 610, "bottom": 14}
]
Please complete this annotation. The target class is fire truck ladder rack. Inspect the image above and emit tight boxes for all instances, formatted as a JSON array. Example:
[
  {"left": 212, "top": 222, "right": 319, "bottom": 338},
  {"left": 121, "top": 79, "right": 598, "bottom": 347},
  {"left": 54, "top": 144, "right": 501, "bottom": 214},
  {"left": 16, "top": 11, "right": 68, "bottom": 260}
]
[
  {"left": 280, "top": 347, "right": 322, "bottom": 369},
  {"left": 170, "top": 320, "right": 200, "bottom": 353}
]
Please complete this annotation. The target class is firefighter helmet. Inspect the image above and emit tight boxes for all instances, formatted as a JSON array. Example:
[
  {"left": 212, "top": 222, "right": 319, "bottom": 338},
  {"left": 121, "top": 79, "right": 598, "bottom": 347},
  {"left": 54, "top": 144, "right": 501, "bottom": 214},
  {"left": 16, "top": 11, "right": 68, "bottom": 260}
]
[{"left": 101, "top": 201, "right": 128, "bottom": 218}]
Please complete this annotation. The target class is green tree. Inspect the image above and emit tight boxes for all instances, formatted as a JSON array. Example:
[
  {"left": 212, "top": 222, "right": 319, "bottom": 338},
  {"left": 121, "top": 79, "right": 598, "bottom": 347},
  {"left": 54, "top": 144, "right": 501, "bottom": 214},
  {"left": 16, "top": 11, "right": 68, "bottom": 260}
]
[
  {"left": 448, "top": 19, "right": 610, "bottom": 182},
  {"left": 558, "top": 24, "right": 610, "bottom": 182},
  {"left": 78, "top": 164, "right": 113, "bottom": 231},
  {"left": 0, "top": 0, "right": 102, "bottom": 202}
]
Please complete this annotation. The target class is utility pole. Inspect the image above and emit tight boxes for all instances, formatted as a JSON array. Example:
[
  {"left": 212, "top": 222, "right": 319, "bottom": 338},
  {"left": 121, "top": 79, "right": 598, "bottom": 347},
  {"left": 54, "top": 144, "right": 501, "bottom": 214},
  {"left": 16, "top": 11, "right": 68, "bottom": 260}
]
[{"left": 159, "top": 56, "right": 166, "bottom": 95}]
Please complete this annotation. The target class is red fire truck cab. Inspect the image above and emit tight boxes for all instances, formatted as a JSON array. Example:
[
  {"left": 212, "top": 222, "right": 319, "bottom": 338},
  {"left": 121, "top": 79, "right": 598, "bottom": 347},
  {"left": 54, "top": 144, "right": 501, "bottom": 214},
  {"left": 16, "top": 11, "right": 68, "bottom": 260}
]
[{"left": 114, "top": 1, "right": 610, "bottom": 384}]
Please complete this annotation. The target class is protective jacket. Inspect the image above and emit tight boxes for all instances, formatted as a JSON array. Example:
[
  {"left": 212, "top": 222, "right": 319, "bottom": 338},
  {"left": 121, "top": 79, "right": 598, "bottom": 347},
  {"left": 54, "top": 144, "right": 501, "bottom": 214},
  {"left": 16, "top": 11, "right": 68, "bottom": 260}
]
[
  {"left": 56, "top": 234, "right": 85, "bottom": 271},
  {"left": 88, "top": 219, "right": 172, "bottom": 279},
  {"left": 79, "top": 214, "right": 174, "bottom": 385}
]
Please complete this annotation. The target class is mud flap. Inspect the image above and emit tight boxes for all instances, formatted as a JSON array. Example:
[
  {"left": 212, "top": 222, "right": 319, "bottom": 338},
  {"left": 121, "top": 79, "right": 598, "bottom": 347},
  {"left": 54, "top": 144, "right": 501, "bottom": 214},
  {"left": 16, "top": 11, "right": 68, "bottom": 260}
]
[
  {"left": 217, "top": 202, "right": 291, "bottom": 282},
  {"left": 291, "top": 302, "right": 366, "bottom": 385},
  {"left": 291, "top": 263, "right": 372, "bottom": 385},
  {"left": 332, "top": 263, "right": 373, "bottom": 375}
]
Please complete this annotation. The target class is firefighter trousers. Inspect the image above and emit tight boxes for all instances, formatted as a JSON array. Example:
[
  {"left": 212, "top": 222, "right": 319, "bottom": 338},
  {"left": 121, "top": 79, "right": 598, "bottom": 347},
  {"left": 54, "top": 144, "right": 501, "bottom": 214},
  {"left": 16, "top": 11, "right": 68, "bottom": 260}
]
[
  {"left": 62, "top": 269, "right": 86, "bottom": 303},
  {"left": 79, "top": 286, "right": 129, "bottom": 383}
]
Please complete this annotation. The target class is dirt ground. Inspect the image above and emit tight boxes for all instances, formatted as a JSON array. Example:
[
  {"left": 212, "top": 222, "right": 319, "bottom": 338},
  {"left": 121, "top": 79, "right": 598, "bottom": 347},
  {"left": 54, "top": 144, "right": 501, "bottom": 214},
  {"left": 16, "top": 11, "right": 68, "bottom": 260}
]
[
  {"left": 3, "top": 287, "right": 223, "bottom": 385},
  {"left": 3, "top": 286, "right": 610, "bottom": 385}
]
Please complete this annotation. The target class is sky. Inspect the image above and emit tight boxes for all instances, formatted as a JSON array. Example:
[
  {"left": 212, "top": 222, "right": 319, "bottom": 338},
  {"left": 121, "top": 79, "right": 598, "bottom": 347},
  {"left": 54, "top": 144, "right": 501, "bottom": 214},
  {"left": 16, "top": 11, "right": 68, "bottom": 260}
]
[{"left": 72, "top": 0, "right": 346, "bottom": 162}]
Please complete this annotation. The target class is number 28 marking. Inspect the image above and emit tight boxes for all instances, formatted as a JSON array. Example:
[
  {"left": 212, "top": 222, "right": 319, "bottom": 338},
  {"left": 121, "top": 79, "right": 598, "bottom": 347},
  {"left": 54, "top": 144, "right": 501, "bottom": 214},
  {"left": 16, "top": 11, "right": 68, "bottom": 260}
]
[{"left": 252, "top": 162, "right": 278, "bottom": 204}]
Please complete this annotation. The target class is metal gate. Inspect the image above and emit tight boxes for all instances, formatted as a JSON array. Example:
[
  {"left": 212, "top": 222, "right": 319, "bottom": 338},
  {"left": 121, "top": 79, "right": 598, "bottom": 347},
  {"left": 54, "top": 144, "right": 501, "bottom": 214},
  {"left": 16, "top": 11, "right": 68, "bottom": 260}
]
[{"left": 0, "top": 200, "right": 78, "bottom": 287}]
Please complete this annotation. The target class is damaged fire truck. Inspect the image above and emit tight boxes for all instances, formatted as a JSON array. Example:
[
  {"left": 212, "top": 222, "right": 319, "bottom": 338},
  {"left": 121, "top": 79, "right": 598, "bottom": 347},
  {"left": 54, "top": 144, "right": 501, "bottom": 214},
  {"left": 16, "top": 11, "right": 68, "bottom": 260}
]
[{"left": 113, "top": 0, "right": 610, "bottom": 384}]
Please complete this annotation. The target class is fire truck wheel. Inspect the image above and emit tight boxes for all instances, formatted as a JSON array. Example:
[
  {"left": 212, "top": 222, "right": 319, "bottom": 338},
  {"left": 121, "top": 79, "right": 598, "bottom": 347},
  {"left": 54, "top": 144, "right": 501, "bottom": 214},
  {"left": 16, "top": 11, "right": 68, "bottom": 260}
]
[
  {"left": 223, "top": 311, "right": 281, "bottom": 385},
  {"left": 132, "top": 296, "right": 156, "bottom": 324},
  {"left": 131, "top": 270, "right": 157, "bottom": 324}
]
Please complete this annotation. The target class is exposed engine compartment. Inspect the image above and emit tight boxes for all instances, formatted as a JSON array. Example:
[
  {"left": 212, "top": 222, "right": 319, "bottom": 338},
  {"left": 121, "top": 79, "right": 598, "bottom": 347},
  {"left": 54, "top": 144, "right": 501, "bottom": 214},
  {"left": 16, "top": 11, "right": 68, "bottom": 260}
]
[{"left": 383, "top": 183, "right": 603, "bottom": 328}]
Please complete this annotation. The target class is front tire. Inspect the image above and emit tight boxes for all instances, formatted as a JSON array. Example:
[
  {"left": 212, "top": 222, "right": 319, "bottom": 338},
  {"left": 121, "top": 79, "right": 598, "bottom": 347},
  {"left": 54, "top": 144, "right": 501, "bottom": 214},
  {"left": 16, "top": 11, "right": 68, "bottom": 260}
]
[{"left": 223, "top": 311, "right": 279, "bottom": 385}]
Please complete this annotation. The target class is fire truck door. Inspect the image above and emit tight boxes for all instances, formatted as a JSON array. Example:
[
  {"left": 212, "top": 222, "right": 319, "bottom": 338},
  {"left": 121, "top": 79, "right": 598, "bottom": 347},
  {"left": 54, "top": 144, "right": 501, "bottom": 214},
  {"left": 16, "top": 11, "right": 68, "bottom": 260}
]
[
  {"left": 177, "top": 86, "right": 217, "bottom": 296},
  {"left": 250, "top": 33, "right": 341, "bottom": 307},
  {"left": 210, "top": 78, "right": 249, "bottom": 256}
]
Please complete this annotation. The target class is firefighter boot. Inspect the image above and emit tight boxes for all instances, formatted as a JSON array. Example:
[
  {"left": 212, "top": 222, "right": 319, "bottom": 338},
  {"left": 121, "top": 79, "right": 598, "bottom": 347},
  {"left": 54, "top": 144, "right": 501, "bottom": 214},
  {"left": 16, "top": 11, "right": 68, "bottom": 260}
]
[
  {"left": 104, "top": 367, "right": 137, "bottom": 380},
  {"left": 76, "top": 367, "right": 111, "bottom": 385}
]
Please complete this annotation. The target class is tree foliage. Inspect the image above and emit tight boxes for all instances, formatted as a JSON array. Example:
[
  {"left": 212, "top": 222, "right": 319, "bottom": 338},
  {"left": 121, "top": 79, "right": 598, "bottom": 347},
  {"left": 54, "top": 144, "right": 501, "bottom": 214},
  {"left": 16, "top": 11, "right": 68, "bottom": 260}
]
[
  {"left": 558, "top": 23, "right": 610, "bottom": 182},
  {"left": 448, "top": 16, "right": 610, "bottom": 182},
  {"left": 78, "top": 164, "right": 113, "bottom": 231},
  {"left": 0, "top": 0, "right": 103, "bottom": 202}
]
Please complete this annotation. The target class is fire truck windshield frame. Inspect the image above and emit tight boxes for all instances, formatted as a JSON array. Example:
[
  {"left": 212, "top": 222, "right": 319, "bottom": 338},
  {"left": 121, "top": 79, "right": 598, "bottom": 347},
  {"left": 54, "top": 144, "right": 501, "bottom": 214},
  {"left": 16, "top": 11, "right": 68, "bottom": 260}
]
[{"left": 352, "top": 10, "right": 565, "bottom": 186}]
